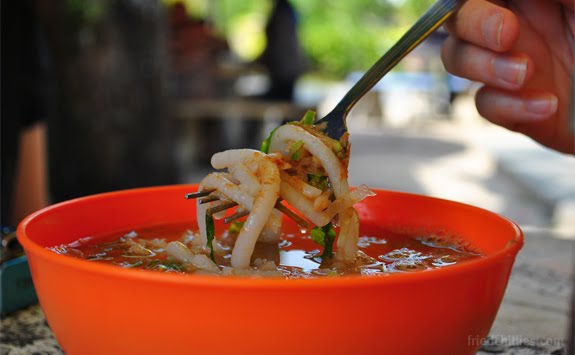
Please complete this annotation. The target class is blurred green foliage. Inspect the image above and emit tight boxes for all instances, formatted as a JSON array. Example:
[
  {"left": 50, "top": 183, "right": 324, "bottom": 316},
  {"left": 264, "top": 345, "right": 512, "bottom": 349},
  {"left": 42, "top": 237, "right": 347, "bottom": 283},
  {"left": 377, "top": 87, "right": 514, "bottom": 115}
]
[
  {"left": 293, "top": 0, "right": 436, "bottom": 77},
  {"left": 68, "top": 0, "right": 106, "bottom": 24},
  {"left": 166, "top": 0, "right": 435, "bottom": 78}
]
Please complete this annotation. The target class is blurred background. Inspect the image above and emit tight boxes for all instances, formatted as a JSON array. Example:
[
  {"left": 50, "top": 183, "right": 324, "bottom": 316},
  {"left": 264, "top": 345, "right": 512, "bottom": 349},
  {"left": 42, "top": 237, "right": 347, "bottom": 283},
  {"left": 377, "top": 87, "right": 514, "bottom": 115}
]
[
  {"left": 1, "top": 0, "right": 574, "bottom": 346},
  {"left": 2, "top": 0, "right": 574, "bottom": 236}
]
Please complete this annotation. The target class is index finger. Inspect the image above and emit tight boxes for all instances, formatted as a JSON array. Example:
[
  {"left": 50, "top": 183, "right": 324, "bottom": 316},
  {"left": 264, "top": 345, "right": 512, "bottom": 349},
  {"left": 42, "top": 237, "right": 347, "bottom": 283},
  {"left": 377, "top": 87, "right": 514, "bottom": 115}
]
[{"left": 444, "top": 0, "right": 520, "bottom": 52}]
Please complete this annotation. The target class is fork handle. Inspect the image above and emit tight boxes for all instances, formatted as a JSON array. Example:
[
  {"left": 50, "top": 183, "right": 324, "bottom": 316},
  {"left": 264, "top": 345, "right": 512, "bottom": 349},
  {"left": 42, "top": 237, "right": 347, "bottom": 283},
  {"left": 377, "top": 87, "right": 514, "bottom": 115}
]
[{"left": 331, "top": 0, "right": 464, "bottom": 118}]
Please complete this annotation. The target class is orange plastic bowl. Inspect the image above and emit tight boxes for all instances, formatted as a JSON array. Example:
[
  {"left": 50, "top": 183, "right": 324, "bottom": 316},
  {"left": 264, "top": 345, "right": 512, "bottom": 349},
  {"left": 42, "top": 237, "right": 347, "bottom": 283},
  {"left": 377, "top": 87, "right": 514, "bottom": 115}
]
[{"left": 18, "top": 185, "right": 522, "bottom": 355}]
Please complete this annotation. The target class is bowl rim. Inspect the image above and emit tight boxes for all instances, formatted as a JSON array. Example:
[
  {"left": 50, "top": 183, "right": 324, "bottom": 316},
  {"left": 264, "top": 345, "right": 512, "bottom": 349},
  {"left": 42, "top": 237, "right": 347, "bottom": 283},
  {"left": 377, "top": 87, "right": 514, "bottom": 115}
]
[{"left": 17, "top": 184, "right": 523, "bottom": 290}]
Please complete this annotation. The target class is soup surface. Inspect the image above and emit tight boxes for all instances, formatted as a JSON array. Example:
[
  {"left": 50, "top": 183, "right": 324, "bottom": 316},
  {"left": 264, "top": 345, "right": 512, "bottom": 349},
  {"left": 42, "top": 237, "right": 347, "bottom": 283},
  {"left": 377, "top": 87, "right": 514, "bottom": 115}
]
[{"left": 49, "top": 221, "right": 482, "bottom": 278}]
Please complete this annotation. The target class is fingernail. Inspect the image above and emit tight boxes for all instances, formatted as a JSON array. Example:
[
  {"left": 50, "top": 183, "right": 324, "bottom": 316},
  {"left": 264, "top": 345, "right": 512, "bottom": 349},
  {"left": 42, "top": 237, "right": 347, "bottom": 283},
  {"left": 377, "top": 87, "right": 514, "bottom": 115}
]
[
  {"left": 483, "top": 13, "right": 503, "bottom": 49},
  {"left": 525, "top": 96, "right": 558, "bottom": 116},
  {"left": 492, "top": 57, "right": 528, "bottom": 87}
]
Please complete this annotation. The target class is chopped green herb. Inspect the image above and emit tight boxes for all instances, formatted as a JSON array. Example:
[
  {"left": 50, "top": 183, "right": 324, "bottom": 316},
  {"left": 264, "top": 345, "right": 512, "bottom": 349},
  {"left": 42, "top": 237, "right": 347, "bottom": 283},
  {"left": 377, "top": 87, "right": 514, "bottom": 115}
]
[
  {"left": 228, "top": 221, "right": 244, "bottom": 234},
  {"left": 145, "top": 260, "right": 161, "bottom": 269},
  {"left": 301, "top": 110, "right": 316, "bottom": 126},
  {"left": 310, "top": 223, "right": 336, "bottom": 259},
  {"left": 261, "top": 110, "right": 318, "bottom": 153},
  {"left": 322, "top": 223, "right": 337, "bottom": 258},
  {"left": 290, "top": 140, "right": 304, "bottom": 161},
  {"left": 311, "top": 226, "right": 326, "bottom": 246},
  {"left": 125, "top": 260, "right": 144, "bottom": 268},
  {"left": 260, "top": 138, "right": 271, "bottom": 154},
  {"left": 307, "top": 174, "right": 329, "bottom": 191},
  {"left": 205, "top": 214, "right": 216, "bottom": 262},
  {"left": 157, "top": 260, "right": 185, "bottom": 272},
  {"left": 260, "top": 126, "right": 280, "bottom": 153},
  {"left": 333, "top": 141, "right": 343, "bottom": 154},
  {"left": 144, "top": 259, "right": 184, "bottom": 272}
]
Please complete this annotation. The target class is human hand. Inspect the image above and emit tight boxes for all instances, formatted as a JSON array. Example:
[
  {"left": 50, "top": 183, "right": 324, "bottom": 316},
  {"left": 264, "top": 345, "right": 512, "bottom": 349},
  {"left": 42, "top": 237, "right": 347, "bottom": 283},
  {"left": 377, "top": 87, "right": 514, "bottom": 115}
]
[{"left": 441, "top": 0, "right": 574, "bottom": 154}]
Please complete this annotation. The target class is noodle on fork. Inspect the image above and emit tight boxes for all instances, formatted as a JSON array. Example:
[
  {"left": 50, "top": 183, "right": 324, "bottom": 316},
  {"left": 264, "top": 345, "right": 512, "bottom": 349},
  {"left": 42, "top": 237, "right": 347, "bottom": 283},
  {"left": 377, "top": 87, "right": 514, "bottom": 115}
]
[
  {"left": 188, "top": 113, "right": 374, "bottom": 270},
  {"left": 269, "top": 124, "right": 371, "bottom": 260},
  {"left": 197, "top": 149, "right": 280, "bottom": 269}
]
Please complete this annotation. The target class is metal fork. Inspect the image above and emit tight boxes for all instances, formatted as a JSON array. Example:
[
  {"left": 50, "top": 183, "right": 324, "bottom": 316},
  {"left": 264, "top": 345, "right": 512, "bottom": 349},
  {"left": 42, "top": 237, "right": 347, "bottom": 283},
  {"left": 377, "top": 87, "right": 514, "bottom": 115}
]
[
  {"left": 185, "top": 190, "right": 309, "bottom": 228},
  {"left": 315, "top": 0, "right": 464, "bottom": 141},
  {"left": 185, "top": 0, "right": 464, "bottom": 226}
]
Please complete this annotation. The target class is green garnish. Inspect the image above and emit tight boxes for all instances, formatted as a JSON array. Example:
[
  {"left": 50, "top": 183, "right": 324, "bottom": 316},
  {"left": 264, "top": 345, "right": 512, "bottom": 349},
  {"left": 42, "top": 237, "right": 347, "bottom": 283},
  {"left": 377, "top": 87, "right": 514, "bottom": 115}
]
[
  {"left": 310, "top": 223, "right": 336, "bottom": 259},
  {"left": 157, "top": 260, "right": 185, "bottom": 272},
  {"left": 205, "top": 214, "right": 216, "bottom": 262},
  {"left": 228, "top": 221, "right": 244, "bottom": 234},
  {"left": 145, "top": 260, "right": 161, "bottom": 269},
  {"left": 307, "top": 174, "right": 329, "bottom": 191},
  {"left": 145, "top": 259, "right": 185, "bottom": 272},
  {"left": 333, "top": 141, "right": 343, "bottom": 154},
  {"left": 301, "top": 110, "right": 316, "bottom": 126},
  {"left": 290, "top": 140, "right": 304, "bottom": 161},
  {"left": 311, "top": 227, "right": 326, "bottom": 246},
  {"left": 262, "top": 111, "right": 316, "bottom": 153},
  {"left": 125, "top": 260, "right": 144, "bottom": 268},
  {"left": 260, "top": 126, "right": 280, "bottom": 153}
]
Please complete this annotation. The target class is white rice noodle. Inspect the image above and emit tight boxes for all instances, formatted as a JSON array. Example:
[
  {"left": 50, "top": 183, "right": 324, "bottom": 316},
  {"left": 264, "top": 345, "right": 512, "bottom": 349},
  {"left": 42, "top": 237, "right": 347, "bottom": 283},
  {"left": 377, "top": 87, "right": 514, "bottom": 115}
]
[
  {"left": 259, "top": 209, "right": 282, "bottom": 243},
  {"left": 269, "top": 125, "right": 349, "bottom": 197},
  {"left": 276, "top": 183, "right": 373, "bottom": 230},
  {"left": 228, "top": 163, "right": 260, "bottom": 196},
  {"left": 336, "top": 208, "right": 360, "bottom": 260},
  {"left": 325, "top": 185, "right": 375, "bottom": 218},
  {"left": 209, "top": 189, "right": 237, "bottom": 220},
  {"left": 166, "top": 241, "right": 220, "bottom": 274},
  {"left": 269, "top": 125, "right": 367, "bottom": 260},
  {"left": 279, "top": 171, "right": 322, "bottom": 198},
  {"left": 279, "top": 181, "right": 331, "bottom": 227},
  {"left": 198, "top": 149, "right": 280, "bottom": 269},
  {"left": 327, "top": 186, "right": 374, "bottom": 259},
  {"left": 197, "top": 173, "right": 254, "bottom": 242},
  {"left": 313, "top": 192, "right": 331, "bottom": 212},
  {"left": 196, "top": 128, "right": 372, "bottom": 266}
]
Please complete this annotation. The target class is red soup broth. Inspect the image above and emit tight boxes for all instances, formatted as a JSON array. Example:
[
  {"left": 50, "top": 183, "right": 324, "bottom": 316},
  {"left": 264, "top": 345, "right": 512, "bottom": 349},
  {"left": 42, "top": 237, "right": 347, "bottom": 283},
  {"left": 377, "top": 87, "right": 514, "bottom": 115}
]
[{"left": 48, "top": 220, "right": 482, "bottom": 278}]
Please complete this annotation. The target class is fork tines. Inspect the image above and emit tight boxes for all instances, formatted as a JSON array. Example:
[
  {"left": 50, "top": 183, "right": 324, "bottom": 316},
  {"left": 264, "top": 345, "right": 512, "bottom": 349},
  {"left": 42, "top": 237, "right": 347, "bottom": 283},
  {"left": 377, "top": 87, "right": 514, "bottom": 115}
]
[
  {"left": 274, "top": 201, "right": 309, "bottom": 228},
  {"left": 198, "top": 195, "right": 219, "bottom": 204},
  {"left": 206, "top": 201, "right": 238, "bottom": 216},
  {"left": 224, "top": 209, "right": 250, "bottom": 224},
  {"left": 185, "top": 189, "right": 215, "bottom": 199},
  {"left": 185, "top": 190, "right": 309, "bottom": 228}
]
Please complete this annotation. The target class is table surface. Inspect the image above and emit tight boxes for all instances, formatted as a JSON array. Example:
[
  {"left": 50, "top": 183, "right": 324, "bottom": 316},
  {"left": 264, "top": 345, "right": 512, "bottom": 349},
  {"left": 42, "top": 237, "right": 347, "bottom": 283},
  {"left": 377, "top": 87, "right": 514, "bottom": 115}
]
[{"left": 1, "top": 228, "right": 572, "bottom": 355}]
